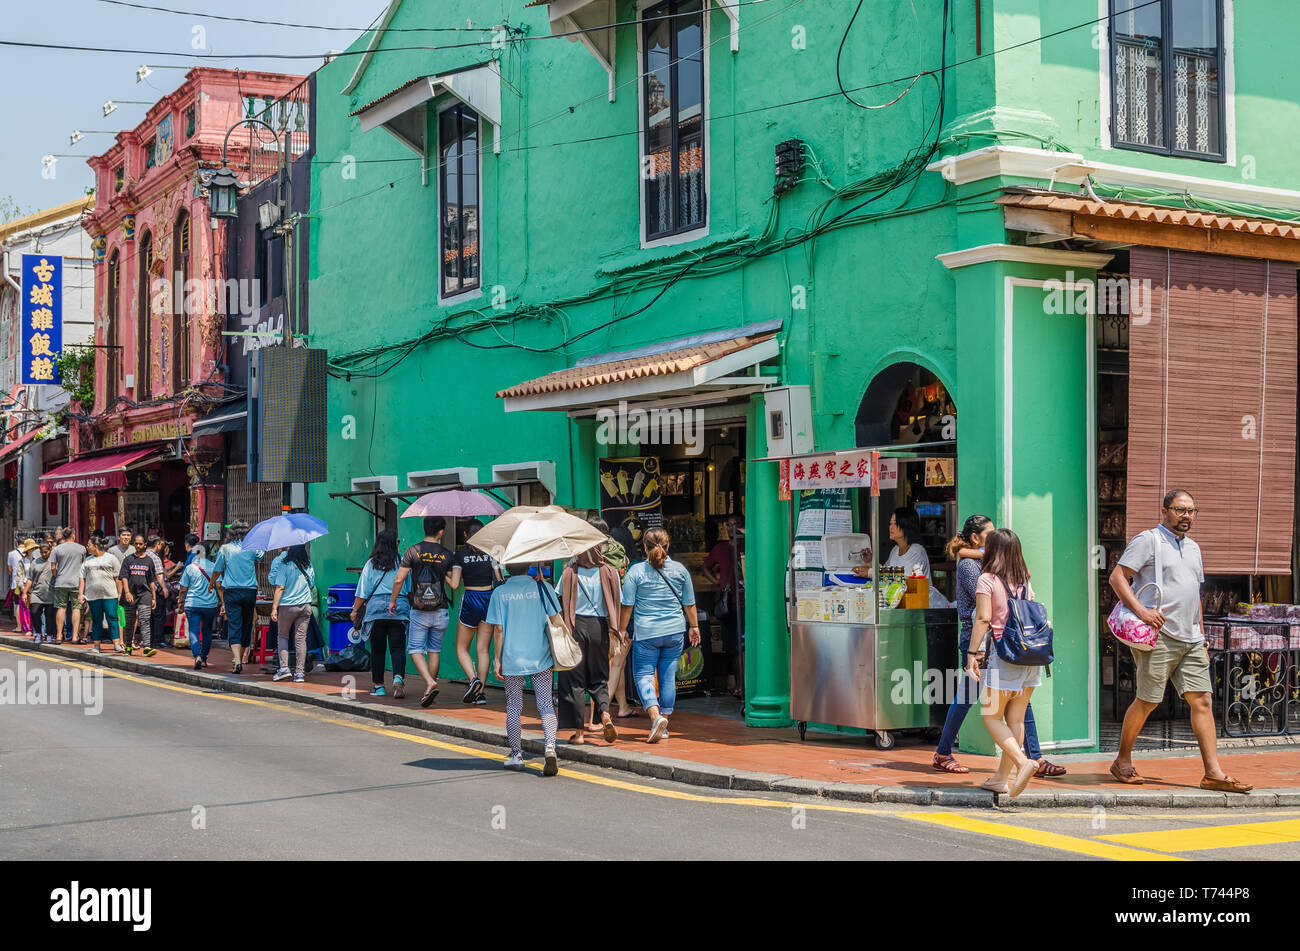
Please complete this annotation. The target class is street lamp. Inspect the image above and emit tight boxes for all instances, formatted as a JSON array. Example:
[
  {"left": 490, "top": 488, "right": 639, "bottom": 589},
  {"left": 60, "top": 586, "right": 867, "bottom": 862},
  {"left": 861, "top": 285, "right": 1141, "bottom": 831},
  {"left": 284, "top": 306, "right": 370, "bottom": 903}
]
[{"left": 206, "top": 166, "right": 240, "bottom": 219}]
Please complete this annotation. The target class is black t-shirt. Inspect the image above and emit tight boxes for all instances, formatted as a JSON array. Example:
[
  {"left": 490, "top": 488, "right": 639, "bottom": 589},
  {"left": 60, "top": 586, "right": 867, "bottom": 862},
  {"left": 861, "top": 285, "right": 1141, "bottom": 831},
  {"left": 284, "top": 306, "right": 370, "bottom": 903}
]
[
  {"left": 119, "top": 554, "right": 156, "bottom": 594},
  {"left": 401, "top": 542, "right": 452, "bottom": 582},
  {"left": 452, "top": 547, "right": 497, "bottom": 588}
]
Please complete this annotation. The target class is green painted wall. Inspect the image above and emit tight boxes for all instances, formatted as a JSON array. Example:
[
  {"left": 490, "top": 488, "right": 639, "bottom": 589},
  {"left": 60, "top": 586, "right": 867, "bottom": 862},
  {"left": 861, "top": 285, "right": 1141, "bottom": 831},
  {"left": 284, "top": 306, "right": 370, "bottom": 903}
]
[{"left": 303, "top": 0, "right": 1293, "bottom": 745}]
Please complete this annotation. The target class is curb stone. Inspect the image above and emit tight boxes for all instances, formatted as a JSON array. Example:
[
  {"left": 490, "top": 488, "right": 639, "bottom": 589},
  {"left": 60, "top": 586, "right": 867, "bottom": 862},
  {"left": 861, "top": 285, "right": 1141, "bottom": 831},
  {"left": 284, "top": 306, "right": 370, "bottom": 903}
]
[{"left": 4, "top": 635, "right": 1293, "bottom": 811}]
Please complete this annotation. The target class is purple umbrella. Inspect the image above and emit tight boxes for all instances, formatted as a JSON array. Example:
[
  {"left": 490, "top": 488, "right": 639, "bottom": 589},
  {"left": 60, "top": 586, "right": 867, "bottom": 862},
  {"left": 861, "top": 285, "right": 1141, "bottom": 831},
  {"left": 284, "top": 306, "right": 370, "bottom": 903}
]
[{"left": 401, "top": 489, "right": 505, "bottom": 519}]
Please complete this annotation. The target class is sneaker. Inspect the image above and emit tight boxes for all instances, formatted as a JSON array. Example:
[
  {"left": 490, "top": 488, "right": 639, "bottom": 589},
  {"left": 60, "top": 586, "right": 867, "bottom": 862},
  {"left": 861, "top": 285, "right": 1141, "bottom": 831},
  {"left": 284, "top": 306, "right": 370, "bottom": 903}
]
[
  {"left": 272, "top": 668, "right": 292, "bottom": 682},
  {"left": 543, "top": 746, "right": 558, "bottom": 777},
  {"left": 392, "top": 675, "right": 405, "bottom": 699},
  {"left": 648, "top": 715, "right": 669, "bottom": 743},
  {"left": 293, "top": 672, "right": 305, "bottom": 683},
  {"left": 194, "top": 658, "right": 202, "bottom": 670},
  {"left": 503, "top": 752, "right": 525, "bottom": 769},
  {"left": 141, "top": 647, "right": 157, "bottom": 657},
  {"left": 463, "top": 678, "right": 482, "bottom": 704},
  {"left": 122, "top": 646, "right": 134, "bottom": 656},
  {"left": 474, "top": 692, "right": 487, "bottom": 705},
  {"left": 369, "top": 685, "right": 386, "bottom": 697}
]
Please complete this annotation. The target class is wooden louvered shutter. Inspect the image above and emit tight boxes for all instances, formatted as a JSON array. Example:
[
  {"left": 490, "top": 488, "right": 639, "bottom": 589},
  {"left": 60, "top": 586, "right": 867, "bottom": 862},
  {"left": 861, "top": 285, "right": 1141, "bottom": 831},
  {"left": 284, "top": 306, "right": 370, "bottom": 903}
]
[{"left": 1128, "top": 248, "right": 1297, "bottom": 574}]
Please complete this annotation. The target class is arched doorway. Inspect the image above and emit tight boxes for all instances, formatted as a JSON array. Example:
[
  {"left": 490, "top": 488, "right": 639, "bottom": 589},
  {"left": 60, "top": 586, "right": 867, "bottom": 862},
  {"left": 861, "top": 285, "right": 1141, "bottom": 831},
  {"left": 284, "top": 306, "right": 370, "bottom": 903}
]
[{"left": 855, "top": 362, "right": 958, "bottom": 602}]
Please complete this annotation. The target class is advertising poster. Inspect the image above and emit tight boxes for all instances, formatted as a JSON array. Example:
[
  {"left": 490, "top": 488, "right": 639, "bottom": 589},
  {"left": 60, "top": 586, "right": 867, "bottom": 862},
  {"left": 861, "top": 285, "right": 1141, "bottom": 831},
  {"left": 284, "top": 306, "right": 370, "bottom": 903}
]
[
  {"left": 599, "top": 457, "right": 663, "bottom": 547},
  {"left": 789, "top": 488, "right": 853, "bottom": 609},
  {"left": 924, "top": 457, "right": 955, "bottom": 487}
]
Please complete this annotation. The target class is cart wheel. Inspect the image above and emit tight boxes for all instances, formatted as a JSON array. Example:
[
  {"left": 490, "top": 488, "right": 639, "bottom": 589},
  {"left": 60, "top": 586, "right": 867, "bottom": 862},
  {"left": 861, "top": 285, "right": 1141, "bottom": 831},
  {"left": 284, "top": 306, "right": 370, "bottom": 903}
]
[
  {"left": 875, "top": 731, "right": 896, "bottom": 750},
  {"left": 798, "top": 721, "right": 807, "bottom": 741}
]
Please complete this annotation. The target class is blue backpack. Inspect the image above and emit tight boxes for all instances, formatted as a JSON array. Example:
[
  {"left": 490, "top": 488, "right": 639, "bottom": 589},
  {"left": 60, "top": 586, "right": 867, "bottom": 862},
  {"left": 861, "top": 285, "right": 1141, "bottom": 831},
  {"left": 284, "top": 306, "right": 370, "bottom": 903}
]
[{"left": 994, "top": 580, "right": 1054, "bottom": 674}]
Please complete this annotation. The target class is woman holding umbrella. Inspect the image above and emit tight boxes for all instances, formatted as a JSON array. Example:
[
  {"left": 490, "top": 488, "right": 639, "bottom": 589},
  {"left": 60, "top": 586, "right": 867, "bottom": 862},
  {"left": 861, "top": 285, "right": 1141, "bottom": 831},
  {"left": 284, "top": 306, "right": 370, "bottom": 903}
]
[
  {"left": 269, "top": 544, "right": 317, "bottom": 683},
  {"left": 488, "top": 563, "right": 560, "bottom": 776}
]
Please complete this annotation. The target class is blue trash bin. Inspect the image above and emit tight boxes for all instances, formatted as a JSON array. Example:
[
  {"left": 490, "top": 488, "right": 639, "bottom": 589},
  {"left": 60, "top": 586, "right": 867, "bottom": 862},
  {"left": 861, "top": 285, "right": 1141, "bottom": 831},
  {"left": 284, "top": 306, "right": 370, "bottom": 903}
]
[{"left": 327, "top": 583, "right": 358, "bottom": 652}]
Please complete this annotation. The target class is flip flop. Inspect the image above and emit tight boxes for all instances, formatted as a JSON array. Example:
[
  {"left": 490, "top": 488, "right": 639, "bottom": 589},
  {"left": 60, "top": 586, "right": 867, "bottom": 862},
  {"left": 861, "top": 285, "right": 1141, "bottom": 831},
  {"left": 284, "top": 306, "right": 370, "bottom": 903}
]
[
  {"left": 420, "top": 686, "right": 439, "bottom": 709},
  {"left": 1200, "top": 775, "right": 1253, "bottom": 794},
  {"left": 1109, "top": 761, "right": 1144, "bottom": 785}
]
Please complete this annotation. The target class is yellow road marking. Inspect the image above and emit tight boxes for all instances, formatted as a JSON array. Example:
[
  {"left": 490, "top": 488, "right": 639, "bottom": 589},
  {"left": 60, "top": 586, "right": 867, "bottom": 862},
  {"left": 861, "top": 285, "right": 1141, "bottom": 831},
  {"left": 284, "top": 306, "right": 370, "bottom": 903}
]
[
  {"left": 900, "top": 812, "right": 1184, "bottom": 861},
  {"left": 1099, "top": 819, "right": 1300, "bottom": 853},
  {"left": 2, "top": 645, "right": 1287, "bottom": 857}
]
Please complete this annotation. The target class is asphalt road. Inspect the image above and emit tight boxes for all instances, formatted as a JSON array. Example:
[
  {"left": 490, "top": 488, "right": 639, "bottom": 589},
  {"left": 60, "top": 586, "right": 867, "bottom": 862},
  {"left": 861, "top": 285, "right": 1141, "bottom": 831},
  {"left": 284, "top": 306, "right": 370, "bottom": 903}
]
[{"left": 2, "top": 648, "right": 1299, "bottom": 862}]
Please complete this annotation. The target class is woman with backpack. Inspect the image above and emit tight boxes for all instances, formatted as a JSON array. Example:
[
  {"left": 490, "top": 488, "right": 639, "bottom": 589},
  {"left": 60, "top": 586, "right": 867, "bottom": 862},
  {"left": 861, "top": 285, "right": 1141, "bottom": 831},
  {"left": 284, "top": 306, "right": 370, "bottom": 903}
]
[
  {"left": 269, "top": 544, "right": 317, "bottom": 684},
  {"left": 619, "top": 528, "right": 699, "bottom": 744},
  {"left": 179, "top": 543, "right": 221, "bottom": 670},
  {"left": 353, "top": 529, "right": 410, "bottom": 698},
  {"left": 964, "top": 528, "right": 1044, "bottom": 799}
]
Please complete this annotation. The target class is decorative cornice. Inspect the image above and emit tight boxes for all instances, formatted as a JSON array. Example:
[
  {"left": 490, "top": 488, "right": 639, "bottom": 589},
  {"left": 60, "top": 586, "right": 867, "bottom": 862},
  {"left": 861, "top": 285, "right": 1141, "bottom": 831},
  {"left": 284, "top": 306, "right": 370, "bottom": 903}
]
[
  {"left": 936, "top": 243, "right": 1115, "bottom": 270},
  {"left": 928, "top": 145, "right": 1300, "bottom": 215}
]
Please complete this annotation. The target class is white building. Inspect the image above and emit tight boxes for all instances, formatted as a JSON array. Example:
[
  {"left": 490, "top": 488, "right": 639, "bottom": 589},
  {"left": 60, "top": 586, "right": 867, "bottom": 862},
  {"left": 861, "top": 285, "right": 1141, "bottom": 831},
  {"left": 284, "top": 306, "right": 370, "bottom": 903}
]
[{"left": 0, "top": 195, "right": 96, "bottom": 547}]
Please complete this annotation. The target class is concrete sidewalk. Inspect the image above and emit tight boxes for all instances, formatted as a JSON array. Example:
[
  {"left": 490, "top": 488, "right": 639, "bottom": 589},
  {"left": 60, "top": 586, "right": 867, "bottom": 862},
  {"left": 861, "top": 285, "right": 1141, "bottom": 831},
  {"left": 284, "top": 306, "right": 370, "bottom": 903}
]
[{"left": 5, "top": 631, "right": 1299, "bottom": 809}]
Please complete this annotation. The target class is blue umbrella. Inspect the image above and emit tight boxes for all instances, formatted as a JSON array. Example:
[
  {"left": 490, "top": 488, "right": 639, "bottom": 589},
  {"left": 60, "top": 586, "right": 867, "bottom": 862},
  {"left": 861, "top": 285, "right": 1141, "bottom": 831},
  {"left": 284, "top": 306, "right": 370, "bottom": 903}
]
[{"left": 243, "top": 512, "right": 329, "bottom": 551}]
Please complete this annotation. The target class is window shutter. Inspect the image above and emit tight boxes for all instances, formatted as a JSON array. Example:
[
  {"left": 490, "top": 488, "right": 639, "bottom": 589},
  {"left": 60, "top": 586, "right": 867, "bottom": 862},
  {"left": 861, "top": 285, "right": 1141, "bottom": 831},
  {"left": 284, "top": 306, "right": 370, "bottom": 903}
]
[{"left": 1128, "top": 248, "right": 1297, "bottom": 574}]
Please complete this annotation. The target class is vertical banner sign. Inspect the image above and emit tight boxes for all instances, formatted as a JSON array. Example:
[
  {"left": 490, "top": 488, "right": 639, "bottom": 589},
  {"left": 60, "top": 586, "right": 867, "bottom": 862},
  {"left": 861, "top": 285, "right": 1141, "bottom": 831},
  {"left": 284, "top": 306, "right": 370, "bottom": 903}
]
[{"left": 21, "top": 255, "right": 62, "bottom": 385}]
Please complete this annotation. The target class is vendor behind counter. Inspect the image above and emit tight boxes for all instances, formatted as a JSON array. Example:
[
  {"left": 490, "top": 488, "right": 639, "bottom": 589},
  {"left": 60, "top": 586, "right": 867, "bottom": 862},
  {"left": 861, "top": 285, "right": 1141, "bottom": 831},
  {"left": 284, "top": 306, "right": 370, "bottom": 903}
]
[{"left": 855, "top": 506, "right": 951, "bottom": 609}]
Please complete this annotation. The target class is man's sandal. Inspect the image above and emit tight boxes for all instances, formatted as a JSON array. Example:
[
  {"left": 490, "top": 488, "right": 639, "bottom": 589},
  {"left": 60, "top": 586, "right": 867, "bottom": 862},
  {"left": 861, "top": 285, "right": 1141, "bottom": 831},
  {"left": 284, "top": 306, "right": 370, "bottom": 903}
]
[
  {"left": 1035, "top": 759, "right": 1067, "bottom": 778},
  {"left": 1109, "top": 761, "right": 1144, "bottom": 784}
]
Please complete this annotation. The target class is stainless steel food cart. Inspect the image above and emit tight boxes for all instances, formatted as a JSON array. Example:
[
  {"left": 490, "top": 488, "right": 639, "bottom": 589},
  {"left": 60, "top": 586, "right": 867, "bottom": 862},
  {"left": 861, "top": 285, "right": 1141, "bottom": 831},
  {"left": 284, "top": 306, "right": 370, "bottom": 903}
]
[{"left": 785, "top": 445, "right": 959, "bottom": 748}]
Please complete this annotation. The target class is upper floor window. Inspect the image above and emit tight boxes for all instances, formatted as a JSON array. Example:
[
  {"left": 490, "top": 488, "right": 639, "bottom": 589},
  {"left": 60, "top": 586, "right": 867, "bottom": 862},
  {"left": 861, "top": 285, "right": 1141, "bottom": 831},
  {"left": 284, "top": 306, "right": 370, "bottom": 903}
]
[
  {"left": 642, "top": 0, "right": 706, "bottom": 241},
  {"left": 145, "top": 138, "right": 157, "bottom": 170},
  {"left": 1110, "top": 0, "right": 1225, "bottom": 161},
  {"left": 106, "top": 250, "right": 120, "bottom": 406},
  {"left": 113, "top": 163, "right": 125, "bottom": 192},
  {"left": 438, "top": 103, "right": 480, "bottom": 299},
  {"left": 184, "top": 104, "right": 196, "bottom": 140}
]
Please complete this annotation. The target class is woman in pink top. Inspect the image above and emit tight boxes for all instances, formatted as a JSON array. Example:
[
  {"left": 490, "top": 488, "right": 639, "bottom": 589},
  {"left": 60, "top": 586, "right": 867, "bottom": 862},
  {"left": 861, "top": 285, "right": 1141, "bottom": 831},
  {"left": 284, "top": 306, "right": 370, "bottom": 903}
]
[{"left": 964, "top": 529, "right": 1041, "bottom": 799}]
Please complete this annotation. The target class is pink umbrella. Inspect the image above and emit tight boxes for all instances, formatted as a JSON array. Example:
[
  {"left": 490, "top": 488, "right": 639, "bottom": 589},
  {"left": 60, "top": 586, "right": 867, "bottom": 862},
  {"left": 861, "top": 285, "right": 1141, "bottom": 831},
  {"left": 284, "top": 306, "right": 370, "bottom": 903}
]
[{"left": 401, "top": 489, "right": 505, "bottom": 519}]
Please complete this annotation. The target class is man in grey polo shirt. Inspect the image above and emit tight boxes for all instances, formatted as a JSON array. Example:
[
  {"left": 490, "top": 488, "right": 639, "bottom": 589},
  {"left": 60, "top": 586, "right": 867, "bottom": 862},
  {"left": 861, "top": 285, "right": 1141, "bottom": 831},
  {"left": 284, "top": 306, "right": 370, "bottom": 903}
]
[{"left": 1108, "top": 489, "right": 1251, "bottom": 793}]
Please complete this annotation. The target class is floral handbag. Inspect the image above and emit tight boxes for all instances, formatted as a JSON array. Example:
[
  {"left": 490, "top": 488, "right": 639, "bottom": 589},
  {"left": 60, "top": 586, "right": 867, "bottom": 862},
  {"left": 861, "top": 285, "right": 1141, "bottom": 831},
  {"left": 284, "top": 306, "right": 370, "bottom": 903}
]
[{"left": 1105, "top": 529, "right": 1162, "bottom": 652}]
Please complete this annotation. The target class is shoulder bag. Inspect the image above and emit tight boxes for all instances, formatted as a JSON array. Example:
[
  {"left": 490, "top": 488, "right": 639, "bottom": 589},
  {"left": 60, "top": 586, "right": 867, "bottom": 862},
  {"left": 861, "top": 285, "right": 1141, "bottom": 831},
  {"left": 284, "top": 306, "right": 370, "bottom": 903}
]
[
  {"left": 1105, "top": 529, "right": 1162, "bottom": 652},
  {"left": 535, "top": 578, "right": 582, "bottom": 671},
  {"left": 652, "top": 564, "right": 698, "bottom": 641}
]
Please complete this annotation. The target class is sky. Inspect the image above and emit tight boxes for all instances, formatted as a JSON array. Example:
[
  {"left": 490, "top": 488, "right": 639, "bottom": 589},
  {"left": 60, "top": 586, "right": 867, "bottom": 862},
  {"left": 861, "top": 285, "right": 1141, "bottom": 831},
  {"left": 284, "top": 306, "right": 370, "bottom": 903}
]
[{"left": 1, "top": 0, "right": 392, "bottom": 217}]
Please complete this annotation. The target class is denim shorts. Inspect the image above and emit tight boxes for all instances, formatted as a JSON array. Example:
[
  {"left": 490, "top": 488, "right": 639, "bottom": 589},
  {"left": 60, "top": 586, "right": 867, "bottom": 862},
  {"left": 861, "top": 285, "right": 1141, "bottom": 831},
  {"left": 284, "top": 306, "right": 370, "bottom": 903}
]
[{"left": 407, "top": 608, "right": 449, "bottom": 655}]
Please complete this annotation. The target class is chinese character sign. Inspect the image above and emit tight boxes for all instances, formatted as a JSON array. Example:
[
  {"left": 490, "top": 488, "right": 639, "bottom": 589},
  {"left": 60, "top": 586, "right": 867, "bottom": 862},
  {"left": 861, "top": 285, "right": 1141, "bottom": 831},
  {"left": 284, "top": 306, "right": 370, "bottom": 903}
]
[
  {"left": 787, "top": 450, "right": 878, "bottom": 490},
  {"left": 21, "top": 255, "right": 62, "bottom": 385}
]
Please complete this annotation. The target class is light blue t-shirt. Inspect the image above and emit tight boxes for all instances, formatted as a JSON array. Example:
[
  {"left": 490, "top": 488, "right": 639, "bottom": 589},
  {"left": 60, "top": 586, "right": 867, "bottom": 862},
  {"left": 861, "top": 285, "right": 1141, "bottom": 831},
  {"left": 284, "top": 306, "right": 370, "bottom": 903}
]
[
  {"left": 214, "top": 541, "right": 264, "bottom": 590},
  {"left": 357, "top": 559, "right": 410, "bottom": 622},
  {"left": 269, "top": 553, "right": 315, "bottom": 606},
  {"left": 180, "top": 558, "right": 219, "bottom": 610},
  {"left": 566, "top": 564, "right": 607, "bottom": 618},
  {"left": 621, "top": 558, "right": 695, "bottom": 640},
  {"left": 486, "top": 574, "right": 555, "bottom": 677}
]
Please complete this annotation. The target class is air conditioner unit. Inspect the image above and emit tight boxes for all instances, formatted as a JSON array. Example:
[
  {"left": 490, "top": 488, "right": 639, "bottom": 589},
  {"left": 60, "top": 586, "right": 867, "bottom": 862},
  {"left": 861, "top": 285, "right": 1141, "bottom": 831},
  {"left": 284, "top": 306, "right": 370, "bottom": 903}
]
[
  {"left": 350, "top": 475, "right": 398, "bottom": 495},
  {"left": 407, "top": 467, "right": 478, "bottom": 491},
  {"left": 764, "top": 385, "right": 814, "bottom": 457},
  {"left": 491, "top": 461, "right": 556, "bottom": 505}
]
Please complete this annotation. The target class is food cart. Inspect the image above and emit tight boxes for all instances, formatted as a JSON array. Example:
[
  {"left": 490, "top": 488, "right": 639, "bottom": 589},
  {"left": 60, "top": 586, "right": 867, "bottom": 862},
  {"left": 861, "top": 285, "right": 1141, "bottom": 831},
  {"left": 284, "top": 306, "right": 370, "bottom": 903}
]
[{"left": 782, "top": 445, "right": 960, "bottom": 748}]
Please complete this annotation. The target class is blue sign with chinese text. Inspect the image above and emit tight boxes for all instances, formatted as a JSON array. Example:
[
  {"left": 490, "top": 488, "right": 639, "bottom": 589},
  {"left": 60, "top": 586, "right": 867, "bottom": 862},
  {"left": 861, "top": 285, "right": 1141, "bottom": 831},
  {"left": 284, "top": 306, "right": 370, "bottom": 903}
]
[{"left": 20, "top": 254, "right": 62, "bottom": 385}]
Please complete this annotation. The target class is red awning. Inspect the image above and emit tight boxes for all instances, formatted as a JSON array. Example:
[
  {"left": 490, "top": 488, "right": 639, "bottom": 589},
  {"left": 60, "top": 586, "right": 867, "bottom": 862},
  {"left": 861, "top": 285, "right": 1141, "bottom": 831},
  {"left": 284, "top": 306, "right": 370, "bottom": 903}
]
[
  {"left": 40, "top": 447, "right": 161, "bottom": 494},
  {"left": 0, "top": 428, "right": 41, "bottom": 463}
]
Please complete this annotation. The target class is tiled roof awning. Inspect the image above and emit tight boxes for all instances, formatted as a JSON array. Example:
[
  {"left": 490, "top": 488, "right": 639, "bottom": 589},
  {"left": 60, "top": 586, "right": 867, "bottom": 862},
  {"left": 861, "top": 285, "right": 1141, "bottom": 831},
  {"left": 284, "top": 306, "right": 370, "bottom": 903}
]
[
  {"left": 997, "top": 188, "right": 1300, "bottom": 262},
  {"left": 525, "top": 0, "right": 740, "bottom": 102},
  {"left": 349, "top": 62, "right": 502, "bottom": 160},
  {"left": 497, "top": 327, "right": 780, "bottom": 413},
  {"left": 0, "top": 428, "right": 41, "bottom": 464}
]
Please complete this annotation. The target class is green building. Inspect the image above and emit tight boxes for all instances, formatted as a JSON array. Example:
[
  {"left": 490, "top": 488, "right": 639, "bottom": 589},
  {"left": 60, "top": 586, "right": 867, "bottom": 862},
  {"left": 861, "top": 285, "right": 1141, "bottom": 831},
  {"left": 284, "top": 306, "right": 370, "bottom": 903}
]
[{"left": 306, "top": 0, "right": 1300, "bottom": 752}]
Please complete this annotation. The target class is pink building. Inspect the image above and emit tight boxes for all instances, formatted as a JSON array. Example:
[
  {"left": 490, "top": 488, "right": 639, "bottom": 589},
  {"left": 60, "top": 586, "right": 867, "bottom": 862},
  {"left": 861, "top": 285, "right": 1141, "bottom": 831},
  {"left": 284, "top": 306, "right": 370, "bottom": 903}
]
[{"left": 66, "top": 67, "right": 305, "bottom": 543}]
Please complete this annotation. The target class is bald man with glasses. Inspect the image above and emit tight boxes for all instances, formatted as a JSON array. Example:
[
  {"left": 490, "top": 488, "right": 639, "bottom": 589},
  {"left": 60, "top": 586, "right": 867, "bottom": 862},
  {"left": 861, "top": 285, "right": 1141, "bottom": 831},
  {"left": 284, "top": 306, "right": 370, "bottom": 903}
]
[{"left": 1107, "top": 489, "right": 1251, "bottom": 793}]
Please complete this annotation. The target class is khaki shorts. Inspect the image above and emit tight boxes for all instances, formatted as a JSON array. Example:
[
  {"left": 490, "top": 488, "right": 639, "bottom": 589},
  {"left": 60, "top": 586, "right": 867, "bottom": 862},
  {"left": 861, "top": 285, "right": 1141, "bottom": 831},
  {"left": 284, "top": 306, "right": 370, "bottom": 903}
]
[
  {"left": 1132, "top": 632, "right": 1212, "bottom": 702},
  {"left": 53, "top": 587, "right": 80, "bottom": 609}
]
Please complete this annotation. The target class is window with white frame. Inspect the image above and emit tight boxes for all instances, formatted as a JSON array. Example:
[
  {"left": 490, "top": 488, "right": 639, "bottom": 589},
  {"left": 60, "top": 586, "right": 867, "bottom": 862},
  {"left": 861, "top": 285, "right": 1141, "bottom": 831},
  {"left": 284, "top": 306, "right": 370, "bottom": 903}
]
[
  {"left": 439, "top": 103, "right": 480, "bottom": 298},
  {"left": 642, "top": 0, "right": 706, "bottom": 240},
  {"left": 1110, "top": 0, "right": 1225, "bottom": 160}
]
